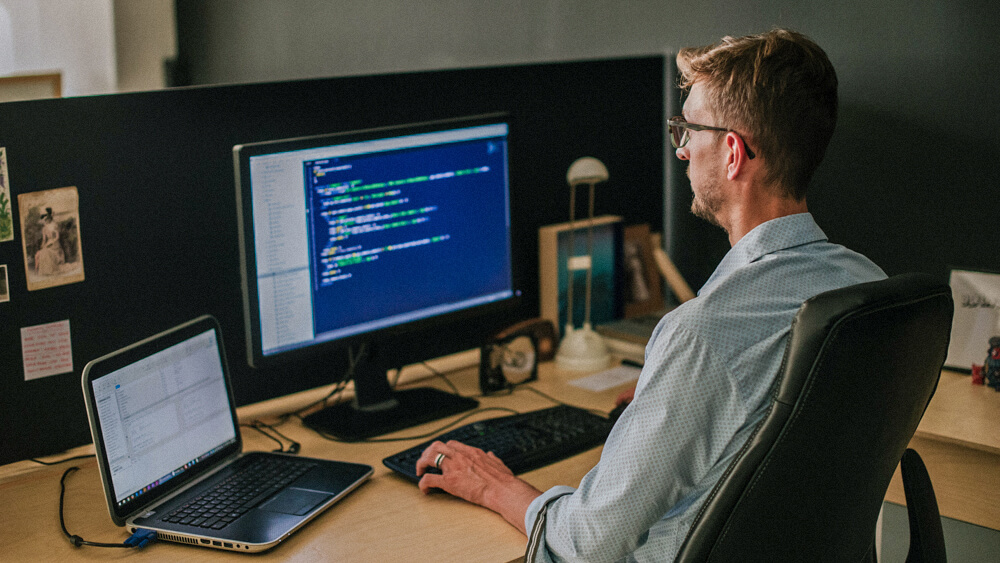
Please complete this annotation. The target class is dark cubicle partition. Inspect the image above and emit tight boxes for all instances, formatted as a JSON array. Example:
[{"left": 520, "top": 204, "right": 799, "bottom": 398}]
[{"left": 0, "top": 57, "right": 666, "bottom": 464}]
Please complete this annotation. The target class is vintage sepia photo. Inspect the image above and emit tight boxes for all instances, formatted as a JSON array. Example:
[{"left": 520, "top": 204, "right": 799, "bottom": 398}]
[
  {"left": 0, "top": 264, "right": 9, "bottom": 302},
  {"left": 19, "top": 186, "right": 85, "bottom": 290},
  {"left": 0, "top": 147, "right": 12, "bottom": 243},
  {"left": 622, "top": 223, "right": 663, "bottom": 318}
]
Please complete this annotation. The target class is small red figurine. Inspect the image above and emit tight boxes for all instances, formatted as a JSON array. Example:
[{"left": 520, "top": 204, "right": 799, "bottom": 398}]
[
  {"left": 971, "top": 364, "right": 985, "bottom": 385},
  {"left": 985, "top": 336, "right": 1000, "bottom": 391}
]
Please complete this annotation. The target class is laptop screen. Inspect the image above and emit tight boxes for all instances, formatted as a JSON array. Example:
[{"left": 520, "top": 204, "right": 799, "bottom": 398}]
[{"left": 86, "top": 320, "right": 239, "bottom": 517}]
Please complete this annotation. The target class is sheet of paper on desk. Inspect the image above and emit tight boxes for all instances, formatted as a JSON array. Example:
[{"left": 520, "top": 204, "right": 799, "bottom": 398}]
[{"left": 569, "top": 365, "right": 642, "bottom": 392}]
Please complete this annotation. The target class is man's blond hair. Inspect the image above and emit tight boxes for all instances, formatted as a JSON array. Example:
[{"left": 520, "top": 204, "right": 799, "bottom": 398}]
[{"left": 677, "top": 29, "right": 838, "bottom": 199}]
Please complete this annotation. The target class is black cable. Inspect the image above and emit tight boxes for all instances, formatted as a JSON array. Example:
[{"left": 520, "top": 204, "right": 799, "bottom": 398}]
[
  {"left": 30, "top": 454, "right": 96, "bottom": 465},
  {"left": 258, "top": 421, "right": 300, "bottom": 451},
  {"left": 59, "top": 466, "right": 136, "bottom": 548},
  {"left": 416, "top": 361, "right": 463, "bottom": 396},
  {"left": 293, "top": 378, "right": 349, "bottom": 417},
  {"left": 519, "top": 384, "right": 565, "bottom": 406},
  {"left": 285, "top": 354, "right": 469, "bottom": 437},
  {"left": 284, "top": 353, "right": 547, "bottom": 445},
  {"left": 389, "top": 364, "right": 405, "bottom": 389},
  {"left": 291, "top": 344, "right": 365, "bottom": 419},
  {"left": 242, "top": 420, "right": 301, "bottom": 454},
  {"left": 240, "top": 422, "right": 285, "bottom": 451},
  {"left": 519, "top": 384, "right": 608, "bottom": 417},
  {"left": 309, "top": 406, "right": 520, "bottom": 444}
]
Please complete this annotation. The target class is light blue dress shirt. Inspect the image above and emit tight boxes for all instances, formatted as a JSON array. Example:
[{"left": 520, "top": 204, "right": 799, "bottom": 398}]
[{"left": 524, "top": 213, "right": 886, "bottom": 562}]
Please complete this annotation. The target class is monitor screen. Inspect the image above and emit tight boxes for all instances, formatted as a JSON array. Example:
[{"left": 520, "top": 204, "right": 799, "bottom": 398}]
[{"left": 234, "top": 114, "right": 518, "bottom": 439}]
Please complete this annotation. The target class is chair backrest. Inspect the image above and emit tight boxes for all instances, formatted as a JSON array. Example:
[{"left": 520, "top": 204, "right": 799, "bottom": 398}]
[
  {"left": 901, "top": 448, "right": 947, "bottom": 563},
  {"left": 675, "top": 273, "right": 954, "bottom": 562}
]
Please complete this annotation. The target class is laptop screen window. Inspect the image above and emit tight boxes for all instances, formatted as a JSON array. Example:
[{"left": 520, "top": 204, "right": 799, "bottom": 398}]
[{"left": 90, "top": 328, "right": 238, "bottom": 506}]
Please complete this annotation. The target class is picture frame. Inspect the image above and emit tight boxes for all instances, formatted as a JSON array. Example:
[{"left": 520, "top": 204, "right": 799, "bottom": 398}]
[
  {"left": 621, "top": 223, "right": 663, "bottom": 318},
  {"left": 0, "top": 264, "right": 8, "bottom": 303},
  {"left": 945, "top": 268, "right": 1000, "bottom": 372},
  {"left": 538, "top": 215, "right": 622, "bottom": 335},
  {"left": 0, "top": 146, "right": 11, "bottom": 242},
  {"left": 0, "top": 72, "right": 62, "bottom": 103}
]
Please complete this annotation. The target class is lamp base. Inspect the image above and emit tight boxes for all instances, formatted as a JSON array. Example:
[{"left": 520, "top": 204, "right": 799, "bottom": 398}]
[{"left": 555, "top": 323, "right": 610, "bottom": 371}]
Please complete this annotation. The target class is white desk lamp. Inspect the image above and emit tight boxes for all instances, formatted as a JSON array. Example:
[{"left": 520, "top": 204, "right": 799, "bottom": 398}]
[{"left": 555, "top": 157, "right": 611, "bottom": 371}]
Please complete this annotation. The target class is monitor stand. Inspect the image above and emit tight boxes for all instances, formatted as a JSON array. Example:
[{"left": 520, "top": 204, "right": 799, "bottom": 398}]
[{"left": 302, "top": 348, "right": 478, "bottom": 442}]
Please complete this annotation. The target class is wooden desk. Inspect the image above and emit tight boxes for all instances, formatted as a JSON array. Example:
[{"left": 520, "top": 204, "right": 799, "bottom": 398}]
[
  {"left": 0, "top": 361, "right": 630, "bottom": 562},
  {"left": 885, "top": 369, "right": 1000, "bottom": 530}
]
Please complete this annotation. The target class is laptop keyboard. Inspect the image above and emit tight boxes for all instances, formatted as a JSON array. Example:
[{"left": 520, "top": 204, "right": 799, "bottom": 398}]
[{"left": 161, "top": 456, "right": 317, "bottom": 530}]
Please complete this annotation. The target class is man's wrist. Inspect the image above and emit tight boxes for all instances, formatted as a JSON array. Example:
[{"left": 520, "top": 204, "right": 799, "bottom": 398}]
[{"left": 483, "top": 476, "right": 543, "bottom": 534}]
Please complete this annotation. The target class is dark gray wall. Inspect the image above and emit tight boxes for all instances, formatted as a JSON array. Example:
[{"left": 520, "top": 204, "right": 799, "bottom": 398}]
[
  {"left": 175, "top": 0, "right": 1000, "bottom": 289},
  {"left": 0, "top": 57, "right": 664, "bottom": 464}
]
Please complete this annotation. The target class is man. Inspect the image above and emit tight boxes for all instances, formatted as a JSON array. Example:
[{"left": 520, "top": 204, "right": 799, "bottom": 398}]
[{"left": 416, "top": 28, "right": 886, "bottom": 561}]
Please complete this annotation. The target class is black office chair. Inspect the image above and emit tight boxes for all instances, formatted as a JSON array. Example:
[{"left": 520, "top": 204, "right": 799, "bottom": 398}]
[
  {"left": 899, "top": 448, "right": 946, "bottom": 563},
  {"left": 674, "top": 272, "right": 953, "bottom": 563}
]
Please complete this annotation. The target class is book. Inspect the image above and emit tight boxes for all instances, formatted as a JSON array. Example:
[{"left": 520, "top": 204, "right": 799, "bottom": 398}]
[
  {"left": 538, "top": 215, "right": 623, "bottom": 336},
  {"left": 595, "top": 310, "right": 670, "bottom": 344},
  {"left": 595, "top": 308, "right": 674, "bottom": 365},
  {"left": 601, "top": 335, "right": 648, "bottom": 365},
  {"left": 621, "top": 224, "right": 664, "bottom": 318}
]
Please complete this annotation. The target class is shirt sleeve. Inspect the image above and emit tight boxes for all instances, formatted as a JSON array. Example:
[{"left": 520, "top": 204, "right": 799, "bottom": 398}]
[
  {"left": 525, "top": 486, "right": 576, "bottom": 534},
  {"left": 525, "top": 321, "right": 749, "bottom": 562}
]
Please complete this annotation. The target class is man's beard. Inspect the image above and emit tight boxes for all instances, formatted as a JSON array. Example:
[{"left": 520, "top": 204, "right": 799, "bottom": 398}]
[{"left": 690, "top": 174, "right": 724, "bottom": 228}]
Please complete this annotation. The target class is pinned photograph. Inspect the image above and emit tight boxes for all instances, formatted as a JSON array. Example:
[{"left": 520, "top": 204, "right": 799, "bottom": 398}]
[
  {"left": 0, "top": 264, "right": 8, "bottom": 302},
  {"left": 621, "top": 223, "right": 663, "bottom": 318},
  {"left": 19, "top": 186, "right": 85, "bottom": 290},
  {"left": 0, "top": 147, "right": 12, "bottom": 242}
]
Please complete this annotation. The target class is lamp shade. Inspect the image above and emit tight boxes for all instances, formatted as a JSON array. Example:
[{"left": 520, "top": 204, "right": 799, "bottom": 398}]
[
  {"left": 566, "top": 157, "right": 609, "bottom": 186},
  {"left": 555, "top": 323, "right": 610, "bottom": 371}
]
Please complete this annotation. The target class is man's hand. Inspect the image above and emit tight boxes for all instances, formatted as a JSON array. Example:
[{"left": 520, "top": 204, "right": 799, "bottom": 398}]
[{"left": 416, "top": 440, "right": 542, "bottom": 534}]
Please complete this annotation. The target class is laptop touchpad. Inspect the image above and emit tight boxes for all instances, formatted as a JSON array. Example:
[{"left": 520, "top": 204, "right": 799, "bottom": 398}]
[{"left": 260, "top": 488, "right": 333, "bottom": 516}]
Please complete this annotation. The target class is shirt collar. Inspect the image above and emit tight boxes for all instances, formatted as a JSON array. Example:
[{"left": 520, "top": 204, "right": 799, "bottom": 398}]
[{"left": 699, "top": 213, "right": 828, "bottom": 295}]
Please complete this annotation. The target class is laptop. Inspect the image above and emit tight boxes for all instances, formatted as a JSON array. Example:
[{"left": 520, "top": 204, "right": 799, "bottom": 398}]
[{"left": 81, "top": 314, "right": 373, "bottom": 553}]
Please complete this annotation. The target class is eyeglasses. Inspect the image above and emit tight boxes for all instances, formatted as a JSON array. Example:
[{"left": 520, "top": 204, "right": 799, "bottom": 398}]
[{"left": 668, "top": 116, "right": 756, "bottom": 159}]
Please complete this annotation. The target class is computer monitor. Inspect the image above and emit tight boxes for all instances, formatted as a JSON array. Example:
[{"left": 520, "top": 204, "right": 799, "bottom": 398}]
[{"left": 234, "top": 114, "right": 519, "bottom": 441}]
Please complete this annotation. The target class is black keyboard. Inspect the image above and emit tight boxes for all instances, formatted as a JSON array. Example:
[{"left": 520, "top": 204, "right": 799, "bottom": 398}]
[
  {"left": 383, "top": 404, "right": 614, "bottom": 482},
  {"left": 162, "top": 456, "right": 317, "bottom": 530}
]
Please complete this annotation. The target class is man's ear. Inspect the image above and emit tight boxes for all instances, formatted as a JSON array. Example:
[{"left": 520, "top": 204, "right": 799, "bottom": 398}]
[{"left": 725, "top": 132, "right": 750, "bottom": 180}]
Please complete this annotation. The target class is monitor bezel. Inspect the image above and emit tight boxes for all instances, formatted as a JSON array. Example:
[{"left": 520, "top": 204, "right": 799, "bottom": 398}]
[{"left": 233, "top": 112, "right": 520, "bottom": 371}]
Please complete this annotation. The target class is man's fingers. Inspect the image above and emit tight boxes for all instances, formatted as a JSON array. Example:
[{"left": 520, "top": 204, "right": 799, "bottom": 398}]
[
  {"left": 418, "top": 472, "right": 444, "bottom": 494},
  {"left": 415, "top": 441, "right": 448, "bottom": 476}
]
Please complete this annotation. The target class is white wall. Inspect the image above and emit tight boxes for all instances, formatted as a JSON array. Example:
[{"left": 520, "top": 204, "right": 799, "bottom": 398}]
[
  {"left": 0, "top": 0, "right": 176, "bottom": 96},
  {"left": 113, "top": 0, "right": 176, "bottom": 92},
  {"left": 0, "top": 0, "right": 117, "bottom": 96}
]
